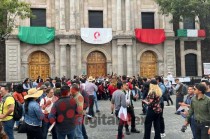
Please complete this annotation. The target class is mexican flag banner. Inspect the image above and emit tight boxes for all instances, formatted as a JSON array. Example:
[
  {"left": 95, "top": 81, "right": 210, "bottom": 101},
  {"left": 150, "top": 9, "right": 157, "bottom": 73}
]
[{"left": 177, "top": 29, "right": 206, "bottom": 37}]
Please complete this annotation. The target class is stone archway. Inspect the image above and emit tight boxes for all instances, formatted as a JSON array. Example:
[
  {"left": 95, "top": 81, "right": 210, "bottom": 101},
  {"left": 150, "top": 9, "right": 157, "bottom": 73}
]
[
  {"left": 87, "top": 51, "right": 107, "bottom": 77},
  {"left": 21, "top": 47, "right": 55, "bottom": 80},
  {"left": 28, "top": 51, "right": 50, "bottom": 81}
]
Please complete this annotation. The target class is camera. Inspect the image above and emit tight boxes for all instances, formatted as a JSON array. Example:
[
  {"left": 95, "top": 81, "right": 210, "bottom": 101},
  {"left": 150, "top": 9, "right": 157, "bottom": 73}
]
[{"left": 181, "top": 125, "right": 187, "bottom": 132}]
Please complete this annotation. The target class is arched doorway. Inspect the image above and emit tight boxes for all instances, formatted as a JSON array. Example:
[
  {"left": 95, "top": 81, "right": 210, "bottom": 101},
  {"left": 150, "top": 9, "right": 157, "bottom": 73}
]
[
  {"left": 87, "top": 51, "right": 107, "bottom": 77},
  {"left": 140, "top": 51, "right": 157, "bottom": 78},
  {"left": 29, "top": 51, "right": 50, "bottom": 81}
]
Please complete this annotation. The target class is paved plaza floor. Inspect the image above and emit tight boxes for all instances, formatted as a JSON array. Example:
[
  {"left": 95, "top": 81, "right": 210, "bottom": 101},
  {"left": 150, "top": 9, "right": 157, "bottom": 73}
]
[{"left": 14, "top": 95, "right": 193, "bottom": 139}]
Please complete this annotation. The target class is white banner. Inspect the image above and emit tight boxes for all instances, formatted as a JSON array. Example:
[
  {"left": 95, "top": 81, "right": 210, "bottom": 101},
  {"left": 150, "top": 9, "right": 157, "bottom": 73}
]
[
  {"left": 203, "top": 63, "right": 210, "bottom": 75},
  {"left": 81, "top": 28, "right": 112, "bottom": 44}
]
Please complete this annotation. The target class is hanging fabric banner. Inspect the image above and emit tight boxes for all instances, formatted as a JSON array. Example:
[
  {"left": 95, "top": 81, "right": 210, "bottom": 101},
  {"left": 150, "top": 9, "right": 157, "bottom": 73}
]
[
  {"left": 81, "top": 28, "right": 112, "bottom": 44},
  {"left": 177, "top": 29, "right": 206, "bottom": 37},
  {"left": 18, "top": 26, "right": 55, "bottom": 45},
  {"left": 135, "top": 29, "right": 166, "bottom": 45}
]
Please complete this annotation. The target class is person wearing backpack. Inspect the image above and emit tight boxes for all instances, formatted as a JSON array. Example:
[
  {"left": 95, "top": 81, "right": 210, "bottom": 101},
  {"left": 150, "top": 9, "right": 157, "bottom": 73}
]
[
  {"left": 174, "top": 78, "right": 185, "bottom": 115},
  {"left": 12, "top": 84, "right": 27, "bottom": 130},
  {"left": 0, "top": 85, "right": 15, "bottom": 139}
]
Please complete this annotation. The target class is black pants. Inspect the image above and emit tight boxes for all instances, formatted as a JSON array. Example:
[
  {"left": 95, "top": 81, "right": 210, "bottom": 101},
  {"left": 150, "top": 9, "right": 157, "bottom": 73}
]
[
  {"left": 160, "top": 103, "right": 165, "bottom": 134},
  {"left": 144, "top": 108, "right": 161, "bottom": 139},
  {"left": 195, "top": 121, "right": 209, "bottom": 139},
  {"left": 125, "top": 107, "right": 136, "bottom": 130},
  {"left": 88, "top": 95, "right": 95, "bottom": 117},
  {"left": 176, "top": 96, "right": 184, "bottom": 110},
  {"left": 26, "top": 123, "right": 43, "bottom": 139},
  {"left": 166, "top": 96, "right": 173, "bottom": 105},
  {"left": 115, "top": 110, "right": 126, "bottom": 139}
]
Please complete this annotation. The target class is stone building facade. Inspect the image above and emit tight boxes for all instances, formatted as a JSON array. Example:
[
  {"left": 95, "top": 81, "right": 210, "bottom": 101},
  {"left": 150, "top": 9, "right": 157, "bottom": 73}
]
[{"left": 4, "top": 0, "right": 204, "bottom": 82}]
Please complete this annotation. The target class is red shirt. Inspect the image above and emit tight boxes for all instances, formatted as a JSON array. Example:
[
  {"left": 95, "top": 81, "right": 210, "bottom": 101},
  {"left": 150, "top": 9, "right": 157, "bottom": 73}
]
[
  {"left": 13, "top": 91, "right": 27, "bottom": 104},
  {"left": 127, "top": 82, "right": 133, "bottom": 90},
  {"left": 108, "top": 85, "right": 117, "bottom": 95}
]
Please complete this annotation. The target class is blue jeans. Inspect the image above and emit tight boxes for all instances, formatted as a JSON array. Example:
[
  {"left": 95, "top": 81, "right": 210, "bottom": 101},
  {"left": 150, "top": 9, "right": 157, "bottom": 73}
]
[
  {"left": 2, "top": 119, "right": 15, "bottom": 139},
  {"left": 190, "top": 116, "right": 196, "bottom": 139},
  {"left": 42, "top": 120, "right": 50, "bottom": 139},
  {"left": 74, "top": 117, "right": 84, "bottom": 139},
  {"left": 82, "top": 123, "right": 88, "bottom": 139},
  {"left": 57, "top": 129, "right": 75, "bottom": 139}
]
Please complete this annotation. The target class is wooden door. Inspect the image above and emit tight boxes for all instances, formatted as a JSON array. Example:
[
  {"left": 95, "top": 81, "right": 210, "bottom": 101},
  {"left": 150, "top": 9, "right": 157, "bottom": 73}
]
[
  {"left": 140, "top": 51, "right": 157, "bottom": 78},
  {"left": 87, "top": 51, "right": 106, "bottom": 77},
  {"left": 29, "top": 51, "right": 50, "bottom": 81}
]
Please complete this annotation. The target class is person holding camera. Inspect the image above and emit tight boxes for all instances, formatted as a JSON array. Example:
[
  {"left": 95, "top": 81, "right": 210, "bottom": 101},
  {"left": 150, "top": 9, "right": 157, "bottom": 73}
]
[
  {"left": 184, "top": 83, "right": 210, "bottom": 139},
  {"left": 179, "top": 86, "right": 196, "bottom": 139}
]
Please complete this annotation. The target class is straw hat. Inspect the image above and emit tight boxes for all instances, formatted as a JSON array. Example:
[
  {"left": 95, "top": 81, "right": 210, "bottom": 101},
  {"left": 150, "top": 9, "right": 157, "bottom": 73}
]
[
  {"left": 87, "top": 76, "right": 95, "bottom": 82},
  {"left": 24, "top": 88, "right": 43, "bottom": 99}
]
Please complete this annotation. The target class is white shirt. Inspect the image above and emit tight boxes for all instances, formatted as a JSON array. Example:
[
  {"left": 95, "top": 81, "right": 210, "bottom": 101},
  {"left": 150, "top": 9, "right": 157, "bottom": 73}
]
[
  {"left": 125, "top": 90, "right": 131, "bottom": 106},
  {"left": 40, "top": 96, "right": 55, "bottom": 114}
]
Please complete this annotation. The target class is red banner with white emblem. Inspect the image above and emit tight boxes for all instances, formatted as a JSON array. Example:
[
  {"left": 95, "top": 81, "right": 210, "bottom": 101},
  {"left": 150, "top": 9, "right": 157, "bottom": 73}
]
[{"left": 81, "top": 28, "right": 112, "bottom": 44}]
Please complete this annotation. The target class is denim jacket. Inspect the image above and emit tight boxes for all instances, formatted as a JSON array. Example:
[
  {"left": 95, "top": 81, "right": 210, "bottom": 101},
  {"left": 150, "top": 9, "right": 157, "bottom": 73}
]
[{"left": 23, "top": 100, "right": 44, "bottom": 126}]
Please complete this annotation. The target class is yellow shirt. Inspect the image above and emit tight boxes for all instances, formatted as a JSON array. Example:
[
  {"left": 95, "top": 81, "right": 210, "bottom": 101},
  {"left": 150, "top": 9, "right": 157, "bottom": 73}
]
[{"left": 0, "top": 96, "right": 15, "bottom": 121}]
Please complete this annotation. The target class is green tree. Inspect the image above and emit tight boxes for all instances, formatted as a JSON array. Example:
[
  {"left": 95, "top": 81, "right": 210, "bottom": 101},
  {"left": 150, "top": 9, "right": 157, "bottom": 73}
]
[
  {"left": 0, "top": 0, "right": 32, "bottom": 40},
  {"left": 156, "top": 0, "right": 210, "bottom": 35}
]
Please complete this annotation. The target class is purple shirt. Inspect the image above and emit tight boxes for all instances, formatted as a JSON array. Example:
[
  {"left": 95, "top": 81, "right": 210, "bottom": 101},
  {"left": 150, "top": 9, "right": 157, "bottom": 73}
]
[{"left": 85, "top": 82, "right": 98, "bottom": 95}]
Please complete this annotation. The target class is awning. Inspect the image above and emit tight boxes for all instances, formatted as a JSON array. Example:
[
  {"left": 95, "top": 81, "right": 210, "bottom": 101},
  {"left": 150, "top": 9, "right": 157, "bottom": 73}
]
[
  {"left": 177, "top": 29, "right": 206, "bottom": 37},
  {"left": 81, "top": 28, "right": 112, "bottom": 44},
  {"left": 18, "top": 26, "right": 55, "bottom": 45},
  {"left": 135, "top": 29, "right": 166, "bottom": 45}
]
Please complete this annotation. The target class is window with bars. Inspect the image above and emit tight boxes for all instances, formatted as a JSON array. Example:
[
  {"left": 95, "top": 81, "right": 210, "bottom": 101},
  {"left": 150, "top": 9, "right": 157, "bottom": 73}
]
[
  {"left": 183, "top": 17, "right": 195, "bottom": 29},
  {"left": 184, "top": 41, "right": 197, "bottom": 50},
  {"left": 89, "top": 11, "right": 103, "bottom": 28},
  {"left": 30, "top": 9, "right": 46, "bottom": 27},
  {"left": 141, "top": 12, "right": 155, "bottom": 29},
  {"left": 185, "top": 54, "right": 197, "bottom": 76}
]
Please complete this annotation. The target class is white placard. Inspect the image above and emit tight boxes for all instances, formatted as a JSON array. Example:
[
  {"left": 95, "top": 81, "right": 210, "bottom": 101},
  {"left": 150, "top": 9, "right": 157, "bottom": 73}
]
[{"left": 203, "top": 63, "right": 210, "bottom": 75}]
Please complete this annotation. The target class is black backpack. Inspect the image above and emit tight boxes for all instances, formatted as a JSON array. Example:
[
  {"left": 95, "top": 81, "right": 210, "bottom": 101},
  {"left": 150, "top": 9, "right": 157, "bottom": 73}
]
[
  {"left": 162, "top": 85, "right": 170, "bottom": 101},
  {"left": 181, "top": 84, "right": 188, "bottom": 96},
  {"left": 2, "top": 96, "right": 23, "bottom": 121}
]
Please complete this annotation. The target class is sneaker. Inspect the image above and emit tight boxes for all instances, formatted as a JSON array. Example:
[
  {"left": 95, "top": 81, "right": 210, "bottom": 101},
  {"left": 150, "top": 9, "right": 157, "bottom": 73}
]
[
  {"left": 96, "top": 110, "right": 100, "bottom": 113},
  {"left": 125, "top": 129, "right": 130, "bottom": 135},
  {"left": 48, "top": 132, "right": 52, "bottom": 136},
  {"left": 161, "top": 133, "right": 166, "bottom": 138},
  {"left": 131, "top": 129, "right": 140, "bottom": 133}
]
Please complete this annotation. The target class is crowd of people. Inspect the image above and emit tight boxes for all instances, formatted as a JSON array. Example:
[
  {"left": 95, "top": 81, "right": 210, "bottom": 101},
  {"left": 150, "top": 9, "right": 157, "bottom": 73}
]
[{"left": 0, "top": 73, "right": 209, "bottom": 139}]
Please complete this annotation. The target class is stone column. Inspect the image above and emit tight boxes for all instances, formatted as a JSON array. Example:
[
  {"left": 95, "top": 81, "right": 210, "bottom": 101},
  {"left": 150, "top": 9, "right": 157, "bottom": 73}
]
[
  {"left": 125, "top": 0, "right": 131, "bottom": 31},
  {"left": 117, "top": 45, "right": 123, "bottom": 75},
  {"left": 127, "top": 45, "right": 133, "bottom": 76},
  {"left": 55, "top": 40, "right": 60, "bottom": 77},
  {"left": 117, "top": 0, "right": 122, "bottom": 30},
  {"left": 84, "top": 0, "right": 88, "bottom": 27},
  {"left": 70, "top": 0, "right": 76, "bottom": 30},
  {"left": 70, "top": 45, "right": 77, "bottom": 78},
  {"left": 60, "top": 45, "right": 67, "bottom": 76},
  {"left": 197, "top": 41, "right": 202, "bottom": 76},
  {"left": 111, "top": 0, "right": 116, "bottom": 31},
  {"left": 60, "top": 0, "right": 65, "bottom": 30},
  {"left": 5, "top": 39, "right": 21, "bottom": 82},
  {"left": 164, "top": 40, "right": 176, "bottom": 77}
]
